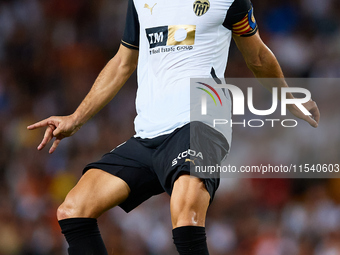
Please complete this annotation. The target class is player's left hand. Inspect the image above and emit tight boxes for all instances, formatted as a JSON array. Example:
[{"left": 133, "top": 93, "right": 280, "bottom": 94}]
[{"left": 287, "top": 99, "right": 320, "bottom": 128}]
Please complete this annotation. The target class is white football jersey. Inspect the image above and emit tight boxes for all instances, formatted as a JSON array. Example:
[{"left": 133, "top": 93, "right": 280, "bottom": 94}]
[{"left": 121, "top": 0, "right": 257, "bottom": 144}]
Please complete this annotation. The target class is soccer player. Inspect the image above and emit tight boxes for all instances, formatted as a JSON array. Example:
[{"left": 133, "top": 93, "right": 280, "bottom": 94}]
[{"left": 28, "top": 0, "right": 320, "bottom": 254}]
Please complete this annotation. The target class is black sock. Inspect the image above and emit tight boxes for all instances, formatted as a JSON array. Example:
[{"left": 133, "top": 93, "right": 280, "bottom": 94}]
[
  {"left": 172, "top": 226, "right": 209, "bottom": 255},
  {"left": 58, "top": 218, "right": 108, "bottom": 255}
]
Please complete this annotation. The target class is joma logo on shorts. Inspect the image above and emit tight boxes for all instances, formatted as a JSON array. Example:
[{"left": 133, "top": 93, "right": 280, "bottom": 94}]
[{"left": 171, "top": 149, "right": 203, "bottom": 167}]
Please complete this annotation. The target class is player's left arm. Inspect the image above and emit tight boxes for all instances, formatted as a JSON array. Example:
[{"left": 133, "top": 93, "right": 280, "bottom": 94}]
[
  {"left": 233, "top": 30, "right": 320, "bottom": 127},
  {"left": 233, "top": 31, "right": 283, "bottom": 79}
]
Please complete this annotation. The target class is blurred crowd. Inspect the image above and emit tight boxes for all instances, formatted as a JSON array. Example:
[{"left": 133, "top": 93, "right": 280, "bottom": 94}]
[{"left": 0, "top": 0, "right": 339, "bottom": 254}]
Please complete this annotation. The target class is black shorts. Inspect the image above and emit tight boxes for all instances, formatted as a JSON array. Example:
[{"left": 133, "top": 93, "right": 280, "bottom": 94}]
[{"left": 84, "top": 121, "right": 229, "bottom": 212}]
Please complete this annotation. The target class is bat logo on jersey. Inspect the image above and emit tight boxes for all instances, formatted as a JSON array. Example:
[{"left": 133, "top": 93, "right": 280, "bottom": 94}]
[
  {"left": 146, "top": 25, "right": 196, "bottom": 49},
  {"left": 193, "top": 0, "right": 210, "bottom": 16}
]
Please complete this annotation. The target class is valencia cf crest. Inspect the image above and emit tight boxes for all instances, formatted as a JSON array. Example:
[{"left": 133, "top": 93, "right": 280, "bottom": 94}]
[{"left": 193, "top": 0, "right": 210, "bottom": 16}]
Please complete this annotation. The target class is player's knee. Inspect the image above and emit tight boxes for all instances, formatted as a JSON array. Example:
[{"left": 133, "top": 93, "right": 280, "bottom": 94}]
[
  {"left": 171, "top": 198, "right": 207, "bottom": 227},
  {"left": 57, "top": 193, "right": 89, "bottom": 220},
  {"left": 171, "top": 176, "right": 210, "bottom": 228},
  {"left": 57, "top": 200, "right": 77, "bottom": 221},
  {"left": 172, "top": 209, "right": 200, "bottom": 228},
  {"left": 57, "top": 194, "right": 100, "bottom": 220}
]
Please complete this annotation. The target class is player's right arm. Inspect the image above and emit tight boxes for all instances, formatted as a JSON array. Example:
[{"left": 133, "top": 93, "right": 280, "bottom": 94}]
[
  {"left": 27, "top": 45, "right": 138, "bottom": 154},
  {"left": 28, "top": 0, "right": 140, "bottom": 153}
]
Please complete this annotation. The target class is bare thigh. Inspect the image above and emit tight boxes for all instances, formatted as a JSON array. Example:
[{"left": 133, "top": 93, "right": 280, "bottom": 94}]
[
  {"left": 170, "top": 174, "right": 210, "bottom": 228},
  {"left": 57, "top": 169, "right": 131, "bottom": 220}
]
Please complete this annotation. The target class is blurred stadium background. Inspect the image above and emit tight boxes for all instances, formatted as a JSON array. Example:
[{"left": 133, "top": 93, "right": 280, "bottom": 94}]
[{"left": 0, "top": 0, "right": 340, "bottom": 254}]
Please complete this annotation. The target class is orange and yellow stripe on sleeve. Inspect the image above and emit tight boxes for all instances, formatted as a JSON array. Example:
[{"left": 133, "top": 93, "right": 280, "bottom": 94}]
[{"left": 232, "top": 7, "right": 258, "bottom": 37}]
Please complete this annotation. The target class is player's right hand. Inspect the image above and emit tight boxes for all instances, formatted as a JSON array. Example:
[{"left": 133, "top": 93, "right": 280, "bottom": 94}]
[{"left": 27, "top": 115, "right": 82, "bottom": 154}]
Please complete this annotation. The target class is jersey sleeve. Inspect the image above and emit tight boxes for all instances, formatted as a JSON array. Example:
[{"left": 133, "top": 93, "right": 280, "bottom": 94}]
[
  {"left": 223, "top": 0, "right": 258, "bottom": 37},
  {"left": 121, "top": 0, "right": 140, "bottom": 50}
]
